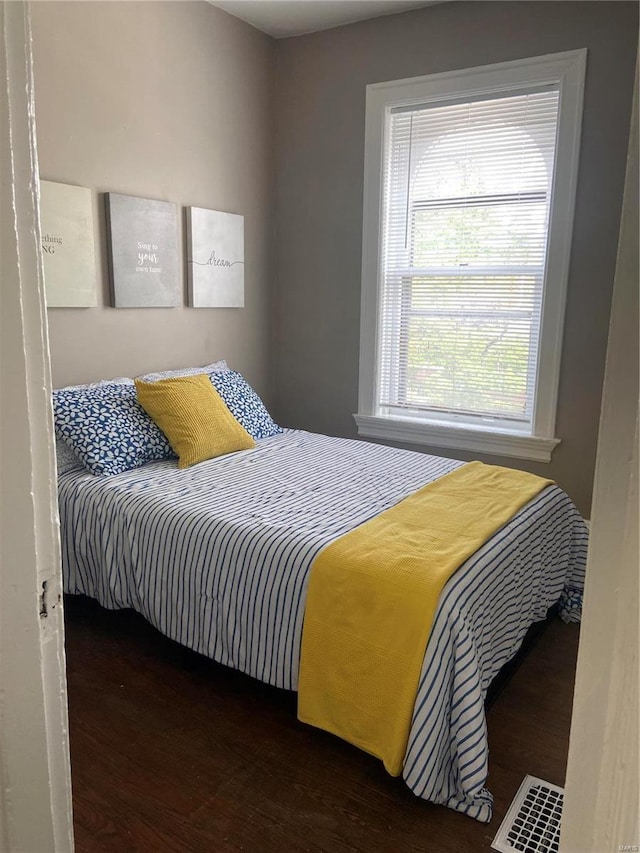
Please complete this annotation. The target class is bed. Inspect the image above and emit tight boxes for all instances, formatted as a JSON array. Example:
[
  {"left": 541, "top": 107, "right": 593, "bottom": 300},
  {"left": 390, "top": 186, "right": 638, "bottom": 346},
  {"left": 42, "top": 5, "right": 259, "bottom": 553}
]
[{"left": 57, "top": 417, "right": 587, "bottom": 823}]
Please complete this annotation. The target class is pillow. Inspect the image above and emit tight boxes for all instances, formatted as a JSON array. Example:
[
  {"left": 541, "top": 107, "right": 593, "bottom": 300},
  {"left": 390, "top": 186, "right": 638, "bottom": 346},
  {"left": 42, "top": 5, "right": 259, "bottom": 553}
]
[
  {"left": 55, "top": 437, "right": 84, "bottom": 475},
  {"left": 139, "top": 360, "right": 228, "bottom": 383},
  {"left": 135, "top": 374, "right": 255, "bottom": 469},
  {"left": 209, "top": 370, "right": 282, "bottom": 440},
  {"left": 53, "top": 383, "right": 176, "bottom": 476},
  {"left": 54, "top": 378, "right": 136, "bottom": 475},
  {"left": 55, "top": 377, "right": 134, "bottom": 391}
]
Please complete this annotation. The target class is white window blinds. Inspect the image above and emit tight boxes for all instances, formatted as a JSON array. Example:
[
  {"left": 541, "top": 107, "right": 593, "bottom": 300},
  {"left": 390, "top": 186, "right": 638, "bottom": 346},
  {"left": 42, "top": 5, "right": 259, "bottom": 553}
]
[{"left": 377, "top": 88, "right": 560, "bottom": 431}]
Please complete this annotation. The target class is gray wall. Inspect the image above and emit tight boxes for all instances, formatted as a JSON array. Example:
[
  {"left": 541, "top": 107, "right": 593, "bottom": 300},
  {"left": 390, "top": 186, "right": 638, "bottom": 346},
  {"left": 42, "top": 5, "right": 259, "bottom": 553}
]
[
  {"left": 273, "top": 1, "right": 638, "bottom": 517},
  {"left": 32, "top": 1, "right": 275, "bottom": 399}
]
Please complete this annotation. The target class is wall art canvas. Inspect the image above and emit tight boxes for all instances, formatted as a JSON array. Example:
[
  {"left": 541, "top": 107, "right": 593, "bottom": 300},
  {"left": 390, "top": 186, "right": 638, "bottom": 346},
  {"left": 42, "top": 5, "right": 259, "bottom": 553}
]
[
  {"left": 186, "top": 207, "right": 244, "bottom": 308},
  {"left": 105, "top": 193, "right": 180, "bottom": 308},
  {"left": 39, "top": 180, "right": 97, "bottom": 307}
]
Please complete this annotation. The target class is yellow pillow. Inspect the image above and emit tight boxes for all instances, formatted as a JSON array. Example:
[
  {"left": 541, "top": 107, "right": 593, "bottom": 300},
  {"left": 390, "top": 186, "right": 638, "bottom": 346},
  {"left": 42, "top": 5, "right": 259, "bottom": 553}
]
[{"left": 135, "top": 374, "right": 255, "bottom": 469}]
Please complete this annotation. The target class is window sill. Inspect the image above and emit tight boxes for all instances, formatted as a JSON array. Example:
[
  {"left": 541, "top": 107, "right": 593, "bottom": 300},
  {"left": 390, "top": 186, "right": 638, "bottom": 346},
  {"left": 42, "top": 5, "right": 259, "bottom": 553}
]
[{"left": 353, "top": 414, "right": 561, "bottom": 463}]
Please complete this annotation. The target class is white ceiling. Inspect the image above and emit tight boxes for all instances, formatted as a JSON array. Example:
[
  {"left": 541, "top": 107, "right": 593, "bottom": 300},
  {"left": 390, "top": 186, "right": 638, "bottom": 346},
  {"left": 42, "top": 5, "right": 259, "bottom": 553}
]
[{"left": 210, "top": 0, "right": 446, "bottom": 39}]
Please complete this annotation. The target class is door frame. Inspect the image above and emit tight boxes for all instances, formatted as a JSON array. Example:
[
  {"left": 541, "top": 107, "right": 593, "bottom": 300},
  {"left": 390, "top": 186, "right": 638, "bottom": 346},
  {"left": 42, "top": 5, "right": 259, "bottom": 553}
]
[
  {"left": 0, "top": 2, "right": 74, "bottom": 850},
  {"left": 560, "top": 60, "right": 638, "bottom": 853}
]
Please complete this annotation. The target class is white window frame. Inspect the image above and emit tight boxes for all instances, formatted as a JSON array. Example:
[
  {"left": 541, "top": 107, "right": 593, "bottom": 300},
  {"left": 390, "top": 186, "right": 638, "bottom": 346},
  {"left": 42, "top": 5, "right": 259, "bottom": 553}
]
[{"left": 355, "top": 50, "right": 587, "bottom": 463}]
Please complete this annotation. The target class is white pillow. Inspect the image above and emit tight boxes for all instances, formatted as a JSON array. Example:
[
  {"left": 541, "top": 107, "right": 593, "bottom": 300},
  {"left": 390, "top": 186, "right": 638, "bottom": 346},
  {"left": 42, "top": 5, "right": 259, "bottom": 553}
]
[
  {"left": 54, "top": 376, "right": 133, "bottom": 391},
  {"left": 138, "top": 360, "right": 228, "bottom": 383},
  {"left": 55, "top": 437, "right": 84, "bottom": 475}
]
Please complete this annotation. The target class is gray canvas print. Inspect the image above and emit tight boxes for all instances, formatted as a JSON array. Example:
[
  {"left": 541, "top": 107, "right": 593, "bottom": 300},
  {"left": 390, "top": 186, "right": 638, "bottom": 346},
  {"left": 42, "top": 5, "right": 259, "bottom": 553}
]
[{"left": 105, "top": 193, "right": 180, "bottom": 307}]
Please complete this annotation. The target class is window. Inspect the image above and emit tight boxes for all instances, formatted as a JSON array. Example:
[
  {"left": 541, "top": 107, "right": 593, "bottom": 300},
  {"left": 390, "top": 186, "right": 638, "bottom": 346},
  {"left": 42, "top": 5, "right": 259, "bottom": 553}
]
[{"left": 356, "top": 52, "right": 586, "bottom": 462}]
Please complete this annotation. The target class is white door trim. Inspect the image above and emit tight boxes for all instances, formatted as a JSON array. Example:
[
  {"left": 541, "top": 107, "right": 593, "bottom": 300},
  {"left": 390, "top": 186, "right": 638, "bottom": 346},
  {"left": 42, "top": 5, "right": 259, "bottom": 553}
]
[
  {"left": 560, "top": 59, "right": 638, "bottom": 853},
  {"left": 0, "top": 2, "right": 74, "bottom": 850}
]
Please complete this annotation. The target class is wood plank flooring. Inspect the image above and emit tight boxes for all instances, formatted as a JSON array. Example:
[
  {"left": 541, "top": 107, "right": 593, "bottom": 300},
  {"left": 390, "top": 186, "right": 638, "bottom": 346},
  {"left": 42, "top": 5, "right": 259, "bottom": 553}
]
[{"left": 63, "top": 597, "right": 579, "bottom": 853}]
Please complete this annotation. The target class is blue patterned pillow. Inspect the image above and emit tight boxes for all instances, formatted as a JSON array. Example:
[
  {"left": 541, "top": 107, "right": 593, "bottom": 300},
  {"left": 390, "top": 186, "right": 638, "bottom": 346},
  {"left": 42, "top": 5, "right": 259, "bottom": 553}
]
[
  {"left": 53, "top": 383, "right": 176, "bottom": 476},
  {"left": 209, "top": 371, "right": 282, "bottom": 440}
]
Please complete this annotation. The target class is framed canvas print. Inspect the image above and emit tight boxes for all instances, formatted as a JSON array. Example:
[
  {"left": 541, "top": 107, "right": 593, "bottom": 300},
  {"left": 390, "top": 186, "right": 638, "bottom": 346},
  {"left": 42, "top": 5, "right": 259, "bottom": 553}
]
[
  {"left": 39, "top": 180, "right": 97, "bottom": 307},
  {"left": 105, "top": 193, "right": 180, "bottom": 308},
  {"left": 186, "top": 207, "right": 244, "bottom": 308}
]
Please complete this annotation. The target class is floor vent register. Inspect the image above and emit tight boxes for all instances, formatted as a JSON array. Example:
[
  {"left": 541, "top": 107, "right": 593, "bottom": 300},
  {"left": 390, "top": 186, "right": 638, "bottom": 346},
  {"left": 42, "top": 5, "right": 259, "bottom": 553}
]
[{"left": 491, "top": 775, "right": 564, "bottom": 853}]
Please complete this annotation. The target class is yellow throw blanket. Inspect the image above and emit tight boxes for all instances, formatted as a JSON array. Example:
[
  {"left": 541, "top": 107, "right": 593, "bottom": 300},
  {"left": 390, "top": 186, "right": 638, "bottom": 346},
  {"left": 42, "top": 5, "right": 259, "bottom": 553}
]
[{"left": 297, "top": 461, "right": 553, "bottom": 776}]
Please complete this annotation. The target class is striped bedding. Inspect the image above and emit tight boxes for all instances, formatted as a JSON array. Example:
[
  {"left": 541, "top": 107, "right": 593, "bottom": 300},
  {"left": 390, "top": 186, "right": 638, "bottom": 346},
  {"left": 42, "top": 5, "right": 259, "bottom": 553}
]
[{"left": 58, "top": 429, "right": 587, "bottom": 822}]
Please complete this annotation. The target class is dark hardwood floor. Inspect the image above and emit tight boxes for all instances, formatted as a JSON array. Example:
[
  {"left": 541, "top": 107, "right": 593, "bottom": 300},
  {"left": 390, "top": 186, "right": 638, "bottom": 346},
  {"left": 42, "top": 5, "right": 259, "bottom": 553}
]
[{"left": 63, "top": 598, "right": 579, "bottom": 853}]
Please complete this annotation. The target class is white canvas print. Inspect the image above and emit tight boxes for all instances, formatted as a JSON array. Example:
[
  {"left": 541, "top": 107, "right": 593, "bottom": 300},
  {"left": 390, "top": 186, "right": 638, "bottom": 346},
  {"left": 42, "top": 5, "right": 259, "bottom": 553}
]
[
  {"left": 187, "top": 207, "right": 244, "bottom": 308},
  {"left": 39, "top": 180, "right": 97, "bottom": 307}
]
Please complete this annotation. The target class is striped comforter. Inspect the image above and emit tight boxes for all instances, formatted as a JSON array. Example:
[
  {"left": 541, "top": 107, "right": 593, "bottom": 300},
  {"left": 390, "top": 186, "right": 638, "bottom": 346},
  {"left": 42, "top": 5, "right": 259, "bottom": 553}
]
[{"left": 58, "top": 429, "right": 587, "bottom": 822}]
